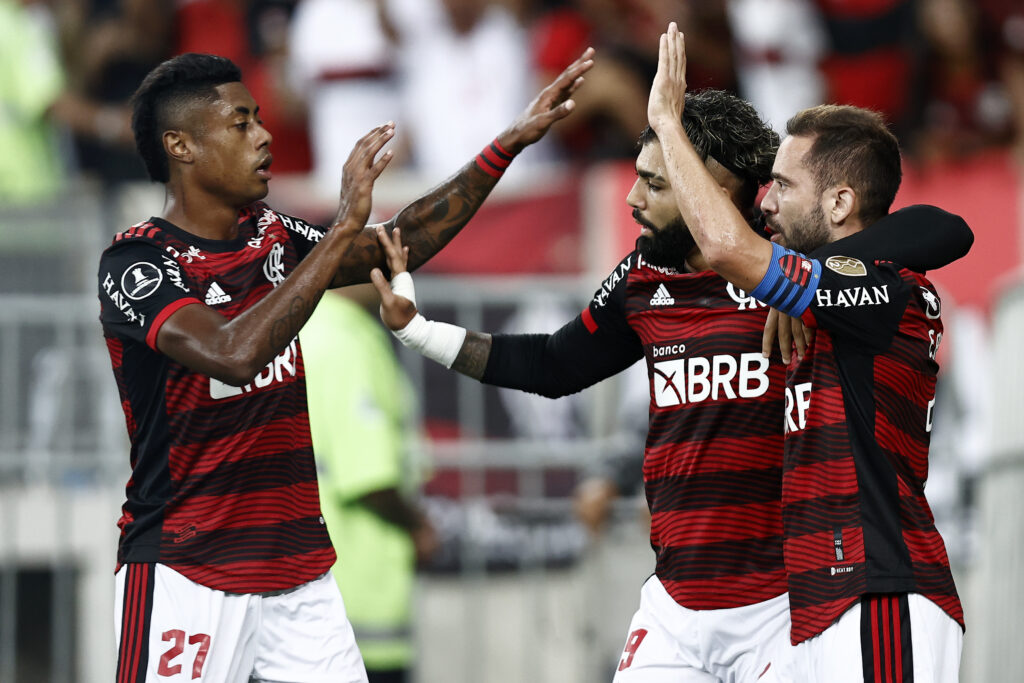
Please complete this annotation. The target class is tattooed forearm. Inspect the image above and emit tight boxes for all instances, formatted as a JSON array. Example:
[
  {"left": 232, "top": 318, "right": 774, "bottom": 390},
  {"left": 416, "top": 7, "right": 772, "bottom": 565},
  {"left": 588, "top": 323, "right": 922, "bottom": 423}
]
[
  {"left": 401, "top": 164, "right": 497, "bottom": 270},
  {"left": 451, "top": 331, "right": 492, "bottom": 380},
  {"left": 334, "top": 163, "right": 501, "bottom": 286},
  {"left": 267, "top": 293, "right": 322, "bottom": 351}
]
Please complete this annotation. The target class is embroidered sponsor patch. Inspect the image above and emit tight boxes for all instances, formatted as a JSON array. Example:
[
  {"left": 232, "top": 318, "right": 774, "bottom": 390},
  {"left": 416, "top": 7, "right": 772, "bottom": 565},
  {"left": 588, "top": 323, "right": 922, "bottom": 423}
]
[{"left": 824, "top": 255, "right": 866, "bottom": 276}]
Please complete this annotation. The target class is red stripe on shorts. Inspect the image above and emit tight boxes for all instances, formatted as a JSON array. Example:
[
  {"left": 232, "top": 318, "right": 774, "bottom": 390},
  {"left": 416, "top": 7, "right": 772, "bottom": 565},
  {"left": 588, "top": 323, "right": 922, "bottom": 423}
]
[
  {"left": 118, "top": 564, "right": 154, "bottom": 683},
  {"left": 861, "top": 594, "right": 914, "bottom": 683}
]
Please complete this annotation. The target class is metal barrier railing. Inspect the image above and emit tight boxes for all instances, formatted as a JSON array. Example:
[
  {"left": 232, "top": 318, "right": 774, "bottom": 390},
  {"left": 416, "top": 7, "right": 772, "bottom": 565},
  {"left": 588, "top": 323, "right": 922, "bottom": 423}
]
[{"left": 0, "top": 295, "right": 127, "bottom": 485}]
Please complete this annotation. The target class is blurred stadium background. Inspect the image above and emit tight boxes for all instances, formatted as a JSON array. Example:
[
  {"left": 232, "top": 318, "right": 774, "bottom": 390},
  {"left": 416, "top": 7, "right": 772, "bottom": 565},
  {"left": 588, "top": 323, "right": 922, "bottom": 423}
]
[{"left": 2, "top": 0, "right": 1023, "bottom": 681}]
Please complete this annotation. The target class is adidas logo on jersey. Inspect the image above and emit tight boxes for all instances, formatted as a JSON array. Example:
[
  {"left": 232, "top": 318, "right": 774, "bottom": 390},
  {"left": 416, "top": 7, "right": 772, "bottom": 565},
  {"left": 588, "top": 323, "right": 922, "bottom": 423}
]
[
  {"left": 205, "top": 282, "right": 232, "bottom": 305},
  {"left": 650, "top": 283, "right": 675, "bottom": 306}
]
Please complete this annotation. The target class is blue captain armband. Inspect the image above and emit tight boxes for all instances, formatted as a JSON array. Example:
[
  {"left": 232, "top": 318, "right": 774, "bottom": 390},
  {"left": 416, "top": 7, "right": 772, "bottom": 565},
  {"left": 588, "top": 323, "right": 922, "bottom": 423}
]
[{"left": 750, "top": 242, "right": 822, "bottom": 317}]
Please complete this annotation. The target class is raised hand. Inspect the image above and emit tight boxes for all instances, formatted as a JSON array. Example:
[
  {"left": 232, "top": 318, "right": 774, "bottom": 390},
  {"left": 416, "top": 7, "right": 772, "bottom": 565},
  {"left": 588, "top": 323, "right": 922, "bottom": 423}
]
[
  {"left": 648, "top": 22, "right": 687, "bottom": 133},
  {"left": 497, "top": 47, "right": 595, "bottom": 154},
  {"left": 369, "top": 226, "right": 419, "bottom": 331},
  {"left": 332, "top": 123, "right": 395, "bottom": 234}
]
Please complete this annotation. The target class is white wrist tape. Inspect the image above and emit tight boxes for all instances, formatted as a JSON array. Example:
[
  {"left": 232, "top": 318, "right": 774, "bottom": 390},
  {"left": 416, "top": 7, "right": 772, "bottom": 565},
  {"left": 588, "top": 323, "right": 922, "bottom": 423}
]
[
  {"left": 393, "top": 313, "right": 467, "bottom": 369},
  {"left": 390, "top": 271, "right": 416, "bottom": 307}
]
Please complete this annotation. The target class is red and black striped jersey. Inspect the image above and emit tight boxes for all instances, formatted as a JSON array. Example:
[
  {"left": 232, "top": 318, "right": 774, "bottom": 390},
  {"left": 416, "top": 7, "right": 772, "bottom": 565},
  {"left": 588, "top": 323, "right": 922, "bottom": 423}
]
[
  {"left": 751, "top": 242, "right": 964, "bottom": 643},
  {"left": 97, "top": 202, "right": 335, "bottom": 593},
  {"left": 586, "top": 251, "right": 788, "bottom": 610}
]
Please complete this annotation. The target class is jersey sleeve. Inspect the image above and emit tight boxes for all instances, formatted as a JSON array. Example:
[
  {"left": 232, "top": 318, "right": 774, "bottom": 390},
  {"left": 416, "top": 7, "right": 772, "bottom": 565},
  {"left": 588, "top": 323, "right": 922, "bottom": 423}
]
[
  {"left": 98, "top": 240, "right": 202, "bottom": 350},
  {"left": 812, "top": 205, "right": 973, "bottom": 273},
  {"left": 483, "top": 254, "right": 644, "bottom": 396},
  {"left": 271, "top": 205, "right": 329, "bottom": 263},
  {"left": 582, "top": 253, "right": 641, "bottom": 344},
  {"left": 751, "top": 242, "right": 910, "bottom": 351}
]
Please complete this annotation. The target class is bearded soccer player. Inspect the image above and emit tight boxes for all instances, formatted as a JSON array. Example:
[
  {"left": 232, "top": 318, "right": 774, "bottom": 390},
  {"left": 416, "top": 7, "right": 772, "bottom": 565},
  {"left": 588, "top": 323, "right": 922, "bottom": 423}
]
[
  {"left": 97, "top": 50, "right": 593, "bottom": 682},
  {"left": 368, "top": 89, "right": 971, "bottom": 679},
  {"left": 647, "top": 23, "right": 969, "bottom": 683}
]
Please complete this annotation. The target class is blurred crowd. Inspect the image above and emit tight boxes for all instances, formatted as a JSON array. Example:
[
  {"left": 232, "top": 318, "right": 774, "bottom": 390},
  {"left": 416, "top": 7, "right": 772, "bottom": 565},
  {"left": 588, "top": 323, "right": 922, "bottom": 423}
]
[{"left": 2, "top": 0, "right": 1023, "bottom": 205}]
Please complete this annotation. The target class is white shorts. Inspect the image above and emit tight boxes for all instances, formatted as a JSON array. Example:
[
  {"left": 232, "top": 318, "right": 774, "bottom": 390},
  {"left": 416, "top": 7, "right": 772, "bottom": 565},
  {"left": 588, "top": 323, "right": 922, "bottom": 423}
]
[
  {"left": 791, "top": 593, "right": 962, "bottom": 683},
  {"left": 612, "top": 575, "right": 793, "bottom": 683},
  {"left": 114, "top": 563, "right": 368, "bottom": 683}
]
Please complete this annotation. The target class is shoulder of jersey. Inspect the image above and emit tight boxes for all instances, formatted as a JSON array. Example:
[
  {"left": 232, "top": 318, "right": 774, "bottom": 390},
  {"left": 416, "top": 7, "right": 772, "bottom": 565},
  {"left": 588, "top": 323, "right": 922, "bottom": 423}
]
[{"left": 110, "top": 221, "right": 165, "bottom": 246}]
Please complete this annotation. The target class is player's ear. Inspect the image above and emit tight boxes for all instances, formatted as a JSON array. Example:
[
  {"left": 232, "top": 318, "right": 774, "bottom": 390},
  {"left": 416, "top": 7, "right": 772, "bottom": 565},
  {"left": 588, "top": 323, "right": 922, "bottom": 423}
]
[
  {"left": 164, "top": 130, "right": 194, "bottom": 167},
  {"left": 828, "top": 186, "right": 855, "bottom": 225}
]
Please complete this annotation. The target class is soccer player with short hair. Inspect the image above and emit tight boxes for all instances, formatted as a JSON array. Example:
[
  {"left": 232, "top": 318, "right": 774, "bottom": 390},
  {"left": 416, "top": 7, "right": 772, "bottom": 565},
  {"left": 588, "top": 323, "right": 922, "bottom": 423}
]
[
  {"left": 369, "top": 89, "right": 971, "bottom": 681},
  {"left": 647, "top": 23, "right": 968, "bottom": 683},
  {"left": 98, "top": 49, "right": 594, "bottom": 682}
]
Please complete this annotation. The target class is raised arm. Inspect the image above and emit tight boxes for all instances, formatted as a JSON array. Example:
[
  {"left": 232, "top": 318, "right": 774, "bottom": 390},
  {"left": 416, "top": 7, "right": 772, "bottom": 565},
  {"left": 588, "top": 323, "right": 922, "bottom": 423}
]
[
  {"left": 330, "top": 48, "right": 596, "bottom": 287},
  {"left": 647, "top": 24, "right": 772, "bottom": 292},
  {"left": 762, "top": 205, "right": 973, "bottom": 361},
  {"left": 369, "top": 227, "right": 640, "bottom": 396},
  {"left": 156, "top": 125, "right": 393, "bottom": 385}
]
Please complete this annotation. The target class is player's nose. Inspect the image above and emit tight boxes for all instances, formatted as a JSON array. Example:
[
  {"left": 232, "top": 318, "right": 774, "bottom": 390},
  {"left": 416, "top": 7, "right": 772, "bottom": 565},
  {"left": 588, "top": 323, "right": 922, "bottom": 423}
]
[
  {"left": 256, "top": 121, "right": 273, "bottom": 148},
  {"left": 626, "top": 180, "right": 644, "bottom": 209},
  {"left": 760, "top": 182, "right": 778, "bottom": 215}
]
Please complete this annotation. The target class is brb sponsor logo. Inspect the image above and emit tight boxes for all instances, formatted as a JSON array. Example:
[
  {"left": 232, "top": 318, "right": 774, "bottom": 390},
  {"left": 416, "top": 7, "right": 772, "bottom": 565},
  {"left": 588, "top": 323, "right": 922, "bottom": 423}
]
[
  {"left": 652, "top": 352, "right": 769, "bottom": 407},
  {"left": 652, "top": 343, "right": 685, "bottom": 358},
  {"left": 785, "top": 381, "right": 812, "bottom": 433},
  {"left": 210, "top": 338, "right": 299, "bottom": 399}
]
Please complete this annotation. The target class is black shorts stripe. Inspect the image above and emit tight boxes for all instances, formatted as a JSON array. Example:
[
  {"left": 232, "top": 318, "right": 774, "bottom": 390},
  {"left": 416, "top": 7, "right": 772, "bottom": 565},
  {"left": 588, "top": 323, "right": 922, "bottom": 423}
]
[
  {"left": 117, "top": 563, "right": 156, "bottom": 683},
  {"left": 860, "top": 593, "right": 913, "bottom": 683}
]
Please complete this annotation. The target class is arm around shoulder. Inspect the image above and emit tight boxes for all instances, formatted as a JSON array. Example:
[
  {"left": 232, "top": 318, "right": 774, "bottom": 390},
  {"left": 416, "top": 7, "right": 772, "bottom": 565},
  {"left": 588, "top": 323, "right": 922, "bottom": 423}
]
[{"left": 816, "top": 205, "right": 974, "bottom": 272}]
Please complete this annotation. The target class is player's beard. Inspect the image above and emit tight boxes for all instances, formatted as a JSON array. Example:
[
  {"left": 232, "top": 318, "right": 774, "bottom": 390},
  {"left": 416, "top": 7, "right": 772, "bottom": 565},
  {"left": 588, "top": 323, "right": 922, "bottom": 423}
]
[
  {"left": 770, "top": 203, "right": 830, "bottom": 254},
  {"left": 635, "top": 211, "right": 696, "bottom": 271}
]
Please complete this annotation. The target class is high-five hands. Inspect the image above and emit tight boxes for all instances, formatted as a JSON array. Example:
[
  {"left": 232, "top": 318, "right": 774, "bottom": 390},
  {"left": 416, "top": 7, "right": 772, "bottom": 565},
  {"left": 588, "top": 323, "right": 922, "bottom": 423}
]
[
  {"left": 332, "top": 123, "right": 395, "bottom": 233},
  {"left": 369, "top": 226, "right": 468, "bottom": 370},
  {"left": 369, "top": 226, "right": 418, "bottom": 332},
  {"left": 499, "top": 47, "right": 595, "bottom": 153},
  {"left": 648, "top": 22, "right": 687, "bottom": 133}
]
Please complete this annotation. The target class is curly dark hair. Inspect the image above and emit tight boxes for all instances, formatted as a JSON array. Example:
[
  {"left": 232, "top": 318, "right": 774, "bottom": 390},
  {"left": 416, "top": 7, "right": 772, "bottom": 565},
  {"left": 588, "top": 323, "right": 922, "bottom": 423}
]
[
  {"left": 786, "top": 105, "right": 902, "bottom": 225},
  {"left": 130, "top": 53, "right": 243, "bottom": 183},
  {"left": 639, "top": 89, "right": 779, "bottom": 211}
]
